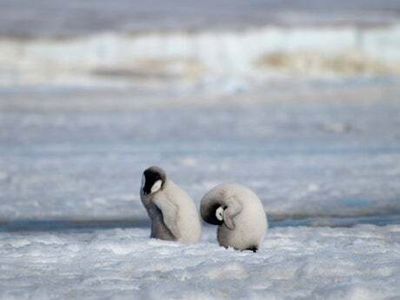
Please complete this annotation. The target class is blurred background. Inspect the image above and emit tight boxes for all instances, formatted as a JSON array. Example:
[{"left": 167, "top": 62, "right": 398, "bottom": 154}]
[{"left": 1, "top": 0, "right": 400, "bottom": 230}]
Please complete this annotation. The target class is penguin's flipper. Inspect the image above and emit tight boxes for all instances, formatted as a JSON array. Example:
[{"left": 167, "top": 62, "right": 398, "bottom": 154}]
[
  {"left": 153, "top": 196, "right": 180, "bottom": 240},
  {"left": 223, "top": 199, "right": 242, "bottom": 230}
]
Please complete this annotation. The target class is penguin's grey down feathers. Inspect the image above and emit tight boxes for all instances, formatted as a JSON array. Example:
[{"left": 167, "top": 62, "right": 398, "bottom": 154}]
[
  {"left": 200, "top": 183, "right": 268, "bottom": 251},
  {"left": 140, "top": 167, "right": 202, "bottom": 244}
]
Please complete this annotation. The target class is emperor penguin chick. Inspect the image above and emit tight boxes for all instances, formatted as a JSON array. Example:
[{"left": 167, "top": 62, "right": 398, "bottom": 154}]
[
  {"left": 200, "top": 184, "right": 267, "bottom": 252},
  {"left": 140, "top": 166, "right": 201, "bottom": 244}
]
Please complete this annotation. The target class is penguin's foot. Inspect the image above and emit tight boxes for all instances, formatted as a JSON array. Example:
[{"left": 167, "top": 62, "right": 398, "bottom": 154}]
[{"left": 245, "top": 246, "right": 258, "bottom": 253}]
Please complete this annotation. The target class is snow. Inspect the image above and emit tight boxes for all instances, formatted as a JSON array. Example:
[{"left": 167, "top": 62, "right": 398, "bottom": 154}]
[
  {"left": 0, "top": 0, "right": 400, "bottom": 300},
  {"left": 2, "top": 25, "right": 400, "bottom": 85},
  {"left": 1, "top": 225, "right": 399, "bottom": 299},
  {"left": 1, "top": 2, "right": 400, "bottom": 295},
  {"left": 1, "top": 80, "right": 400, "bottom": 222},
  {"left": 0, "top": 78, "right": 400, "bottom": 298}
]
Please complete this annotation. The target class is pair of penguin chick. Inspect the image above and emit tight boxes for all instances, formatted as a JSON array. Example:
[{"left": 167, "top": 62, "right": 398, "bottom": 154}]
[{"left": 140, "top": 166, "right": 268, "bottom": 252}]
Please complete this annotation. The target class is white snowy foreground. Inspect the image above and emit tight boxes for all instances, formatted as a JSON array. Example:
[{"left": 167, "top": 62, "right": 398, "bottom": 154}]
[{"left": 1, "top": 225, "right": 400, "bottom": 299}]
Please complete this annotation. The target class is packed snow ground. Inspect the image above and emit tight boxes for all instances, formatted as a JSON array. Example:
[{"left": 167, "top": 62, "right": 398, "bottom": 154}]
[{"left": 1, "top": 225, "right": 400, "bottom": 299}]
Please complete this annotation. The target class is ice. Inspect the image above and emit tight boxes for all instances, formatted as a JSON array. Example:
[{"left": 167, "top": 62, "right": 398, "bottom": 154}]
[
  {"left": 3, "top": 0, "right": 400, "bottom": 39},
  {"left": 0, "top": 78, "right": 399, "bottom": 298},
  {"left": 1, "top": 25, "right": 400, "bottom": 86},
  {"left": 1, "top": 80, "right": 399, "bottom": 222},
  {"left": 1, "top": 2, "right": 400, "bottom": 296}
]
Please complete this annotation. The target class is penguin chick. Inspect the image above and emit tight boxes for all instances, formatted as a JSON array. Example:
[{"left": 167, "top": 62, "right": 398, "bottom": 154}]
[
  {"left": 200, "top": 183, "right": 267, "bottom": 252},
  {"left": 140, "top": 166, "right": 202, "bottom": 244}
]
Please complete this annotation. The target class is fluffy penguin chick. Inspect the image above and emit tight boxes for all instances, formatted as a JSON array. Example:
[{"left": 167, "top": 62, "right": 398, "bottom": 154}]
[
  {"left": 200, "top": 184, "right": 267, "bottom": 252},
  {"left": 140, "top": 166, "right": 202, "bottom": 244}
]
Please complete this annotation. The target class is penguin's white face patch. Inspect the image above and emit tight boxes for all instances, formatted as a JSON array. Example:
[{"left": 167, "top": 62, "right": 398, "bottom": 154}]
[
  {"left": 216, "top": 206, "right": 224, "bottom": 221},
  {"left": 150, "top": 179, "right": 162, "bottom": 194}
]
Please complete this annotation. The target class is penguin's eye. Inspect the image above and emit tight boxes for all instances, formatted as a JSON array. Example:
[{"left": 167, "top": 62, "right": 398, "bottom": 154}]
[
  {"left": 150, "top": 179, "right": 162, "bottom": 194},
  {"left": 215, "top": 206, "right": 224, "bottom": 221}
]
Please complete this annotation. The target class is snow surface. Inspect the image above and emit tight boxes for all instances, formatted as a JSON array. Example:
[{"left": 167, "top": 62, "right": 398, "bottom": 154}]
[
  {"left": 1, "top": 1, "right": 400, "bottom": 297},
  {"left": 1, "top": 225, "right": 400, "bottom": 299},
  {"left": 2, "top": 24, "right": 400, "bottom": 86},
  {"left": 1, "top": 78, "right": 400, "bottom": 298},
  {"left": 1, "top": 80, "right": 400, "bottom": 222}
]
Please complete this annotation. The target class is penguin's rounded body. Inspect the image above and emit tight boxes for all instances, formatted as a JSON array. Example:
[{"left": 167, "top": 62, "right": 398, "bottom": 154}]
[
  {"left": 200, "top": 183, "right": 267, "bottom": 251},
  {"left": 140, "top": 166, "right": 201, "bottom": 244}
]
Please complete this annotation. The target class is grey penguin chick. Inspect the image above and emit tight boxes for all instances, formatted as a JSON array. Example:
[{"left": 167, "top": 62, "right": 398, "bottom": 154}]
[
  {"left": 140, "top": 166, "right": 202, "bottom": 244},
  {"left": 200, "top": 183, "right": 267, "bottom": 252}
]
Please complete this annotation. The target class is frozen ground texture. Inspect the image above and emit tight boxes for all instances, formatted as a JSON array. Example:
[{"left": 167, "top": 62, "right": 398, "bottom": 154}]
[
  {"left": 2, "top": 24, "right": 400, "bottom": 85},
  {"left": 1, "top": 0, "right": 400, "bottom": 85},
  {"left": 1, "top": 80, "right": 400, "bottom": 223},
  {"left": 1, "top": 79, "right": 400, "bottom": 299},
  {"left": 1, "top": 225, "right": 400, "bottom": 299},
  {"left": 1, "top": 1, "right": 400, "bottom": 298}
]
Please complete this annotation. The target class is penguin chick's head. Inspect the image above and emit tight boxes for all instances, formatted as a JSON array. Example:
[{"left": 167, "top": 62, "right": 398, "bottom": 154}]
[
  {"left": 201, "top": 203, "right": 226, "bottom": 225},
  {"left": 142, "top": 166, "right": 166, "bottom": 195}
]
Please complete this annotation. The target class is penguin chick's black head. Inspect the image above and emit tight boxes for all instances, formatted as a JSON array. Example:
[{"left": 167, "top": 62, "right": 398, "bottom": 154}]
[
  {"left": 142, "top": 166, "right": 167, "bottom": 195},
  {"left": 201, "top": 202, "right": 226, "bottom": 226}
]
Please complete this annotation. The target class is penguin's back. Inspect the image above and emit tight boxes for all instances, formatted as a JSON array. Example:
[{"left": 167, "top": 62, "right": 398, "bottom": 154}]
[
  {"left": 207, "top": 184, "right": 268, "bottom": 250},
  {"left": 155, "top": 180, "right": 202, "bottom": 244}
]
